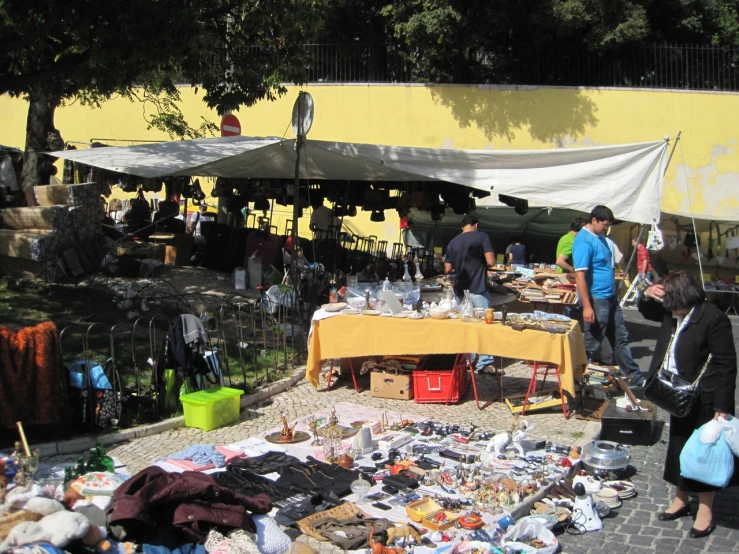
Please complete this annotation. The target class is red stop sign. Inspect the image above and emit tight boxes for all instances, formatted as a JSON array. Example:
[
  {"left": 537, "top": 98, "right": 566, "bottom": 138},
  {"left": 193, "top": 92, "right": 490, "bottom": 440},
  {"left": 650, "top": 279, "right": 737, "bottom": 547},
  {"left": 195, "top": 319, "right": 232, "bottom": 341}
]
[{"left": 221, "top": 114, "right": 241, "bottom": 137}]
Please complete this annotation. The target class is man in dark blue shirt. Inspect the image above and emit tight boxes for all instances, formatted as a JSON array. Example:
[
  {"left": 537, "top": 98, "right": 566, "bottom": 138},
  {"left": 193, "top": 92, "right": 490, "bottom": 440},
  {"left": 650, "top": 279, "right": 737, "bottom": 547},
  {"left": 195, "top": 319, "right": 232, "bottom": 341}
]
[
  {"left": 508, "top": 238, "right": 527, "bottom": 267},
  {"left": 444, "top": 214, "right": 496, "bottom": 372}
]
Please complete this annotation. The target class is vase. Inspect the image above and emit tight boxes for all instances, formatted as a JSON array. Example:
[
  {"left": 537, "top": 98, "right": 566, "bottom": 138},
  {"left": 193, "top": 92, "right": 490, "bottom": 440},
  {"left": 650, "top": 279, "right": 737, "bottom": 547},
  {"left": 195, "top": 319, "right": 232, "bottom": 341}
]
[
  {"left": 402, "top": 263, "right": 412, "bottom": 282},
  {"left": 461, "top": 289, "right": 474, "bottom": 318}
]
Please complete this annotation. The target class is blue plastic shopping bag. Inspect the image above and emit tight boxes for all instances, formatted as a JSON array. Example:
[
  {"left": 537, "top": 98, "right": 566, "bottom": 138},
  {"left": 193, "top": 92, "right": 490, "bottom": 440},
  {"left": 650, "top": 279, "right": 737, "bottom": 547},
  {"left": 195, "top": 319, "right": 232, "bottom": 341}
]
[{"left": 680, "top": 426, "right": 734, "bottom": 488}]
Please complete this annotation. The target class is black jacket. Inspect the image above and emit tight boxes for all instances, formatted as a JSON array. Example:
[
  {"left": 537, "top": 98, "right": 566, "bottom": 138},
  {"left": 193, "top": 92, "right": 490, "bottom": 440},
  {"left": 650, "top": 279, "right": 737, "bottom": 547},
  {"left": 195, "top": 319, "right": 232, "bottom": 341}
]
[{"left": 639, "top": 298, "right": 737, "bottom": 414}]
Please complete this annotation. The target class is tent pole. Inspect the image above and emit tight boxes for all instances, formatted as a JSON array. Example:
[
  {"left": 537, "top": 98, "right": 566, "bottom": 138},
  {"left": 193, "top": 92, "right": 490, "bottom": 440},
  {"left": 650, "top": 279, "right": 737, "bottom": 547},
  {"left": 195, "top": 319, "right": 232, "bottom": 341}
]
[
  {"left": 664, "top": 131, "right": 682, "bottom": 176},
  {"left": 619, "top": 132, "right": 681, "bottom": 292},
  {"left": 291, "top": 93, "right": 304, "bottom": 363}
]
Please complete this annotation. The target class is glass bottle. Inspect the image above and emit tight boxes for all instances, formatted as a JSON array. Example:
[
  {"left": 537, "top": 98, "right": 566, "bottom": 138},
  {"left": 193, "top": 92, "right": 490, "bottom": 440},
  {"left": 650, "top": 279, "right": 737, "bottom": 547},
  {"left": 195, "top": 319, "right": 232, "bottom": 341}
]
[
  {"left": 501, "top": 303, "right": 508, "bottom": 324},
  {"left": 462, "top": 290, "right": 474, "bottom": 318},
  {"left": 96, "top": 442, "right": 115, "bottom": 472},
  {"left": 414, "top": 259, "right": 424, "bottom": 282},
  {"left": 11, "top": 441, "right": 22, "bottom": 463},
  {"left": 76, "top": 457, "right": 87, "bottom": 477},
  {"left": 87, "top": 448, "right": 100, "bottom": 472},
  {"left": 402, "top": 263, "right": 412, "bottom": 282},
  {"left": 63, "top": 466, "right": 74, "bottom": 489}
]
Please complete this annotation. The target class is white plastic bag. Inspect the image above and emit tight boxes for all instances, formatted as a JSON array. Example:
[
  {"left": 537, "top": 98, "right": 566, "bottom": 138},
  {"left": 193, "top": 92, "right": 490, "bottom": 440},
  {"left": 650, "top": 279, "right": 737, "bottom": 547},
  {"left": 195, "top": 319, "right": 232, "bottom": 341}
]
[
  {"left": 233, "top": 267, "right": 247, "bottom": 290},
  {"left": 699, "top": 419, "right": 722, "bottom": 444},
  {"left": 503, "top": 521, "right": 558, "bottom": 554},
  {"left": 646, "top": 224, "right": 665, "bottom": 251},
  {"left": 718, "top": 415, "right": 739, "bottom": 457}
]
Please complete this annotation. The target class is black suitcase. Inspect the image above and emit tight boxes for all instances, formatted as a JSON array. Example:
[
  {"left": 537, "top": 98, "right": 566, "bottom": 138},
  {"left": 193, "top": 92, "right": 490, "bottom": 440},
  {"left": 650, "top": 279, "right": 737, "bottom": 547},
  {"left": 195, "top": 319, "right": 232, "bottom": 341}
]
[
  {"left": 599, "top": 400, "right": 657, "bottom": 446},
  {"left": 229, "top": 228, "right": 251, "bottom": 272},
  {"left": 202, "top": 223, "right": 234, "bottom": 272}
]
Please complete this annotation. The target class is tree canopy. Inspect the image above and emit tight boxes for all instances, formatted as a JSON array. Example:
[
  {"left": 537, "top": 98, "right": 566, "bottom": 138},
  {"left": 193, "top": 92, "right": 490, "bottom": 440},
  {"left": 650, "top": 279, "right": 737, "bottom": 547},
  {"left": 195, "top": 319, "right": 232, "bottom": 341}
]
[
  {"left": 0, "top": 0, "right": 319, "bottom": 189},
  {"left": 377, "top": 0, "right": 739, "bottom": 83},
  {"left": 1, "top": 0, "right": 319, "bottom": 135}
]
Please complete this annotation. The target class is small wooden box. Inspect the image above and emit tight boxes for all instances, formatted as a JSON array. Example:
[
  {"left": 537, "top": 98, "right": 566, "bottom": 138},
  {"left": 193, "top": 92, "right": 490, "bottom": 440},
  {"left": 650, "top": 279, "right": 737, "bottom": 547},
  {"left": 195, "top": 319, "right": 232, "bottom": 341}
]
[
  {"left": 405, "top": 498, "right": 459, "bottom": 530},
  {"left": 149, "top": 233, "right": 193, "bottom": 265}
]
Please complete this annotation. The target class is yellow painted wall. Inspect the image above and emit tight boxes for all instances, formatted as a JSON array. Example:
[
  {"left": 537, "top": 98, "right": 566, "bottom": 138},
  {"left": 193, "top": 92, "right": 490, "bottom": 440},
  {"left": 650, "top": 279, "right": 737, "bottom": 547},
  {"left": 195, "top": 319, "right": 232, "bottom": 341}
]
[{"left": 2, "top": 84, "right": 738, "bottom": 227}]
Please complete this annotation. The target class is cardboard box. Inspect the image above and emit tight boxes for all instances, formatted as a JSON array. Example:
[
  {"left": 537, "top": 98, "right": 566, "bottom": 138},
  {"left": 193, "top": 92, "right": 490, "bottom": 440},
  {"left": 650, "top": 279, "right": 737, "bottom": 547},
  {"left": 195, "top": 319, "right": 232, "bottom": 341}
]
[
  {"left": 149, "top": 233, "right": 193, "bottom": 265},
  {"left": 376, "top": 431, "right": 413, "bottom": 450},
  {"left": 117, "top": 242, "right": 165, "bottom": 262},
  {"left": 370, "top": 371, "right": 414, "bottom": 400},
  {"left": 31, "top": 182, "right": 101, "bottom": 206}
]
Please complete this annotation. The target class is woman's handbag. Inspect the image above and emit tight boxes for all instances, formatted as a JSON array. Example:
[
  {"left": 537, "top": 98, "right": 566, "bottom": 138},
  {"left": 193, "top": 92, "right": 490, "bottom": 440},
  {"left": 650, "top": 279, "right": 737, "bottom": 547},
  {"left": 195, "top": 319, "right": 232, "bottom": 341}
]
[{"left": 644, "top": 343, "right": 712, "bottom": 418}]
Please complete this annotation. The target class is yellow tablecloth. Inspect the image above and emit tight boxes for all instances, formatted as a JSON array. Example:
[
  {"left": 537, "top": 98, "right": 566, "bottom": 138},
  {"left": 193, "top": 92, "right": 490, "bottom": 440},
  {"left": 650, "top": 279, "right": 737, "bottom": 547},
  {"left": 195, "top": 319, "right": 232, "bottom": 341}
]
[{"left": 306, "top": 316, "right": 588, "bottom": 396}]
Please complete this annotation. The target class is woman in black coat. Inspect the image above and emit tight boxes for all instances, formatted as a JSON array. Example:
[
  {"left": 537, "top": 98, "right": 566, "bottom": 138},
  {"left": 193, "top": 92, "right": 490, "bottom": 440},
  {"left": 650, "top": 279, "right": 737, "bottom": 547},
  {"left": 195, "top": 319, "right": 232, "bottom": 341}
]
[{"left": 639, "top": 271, "right": 737, "bottom": 539}]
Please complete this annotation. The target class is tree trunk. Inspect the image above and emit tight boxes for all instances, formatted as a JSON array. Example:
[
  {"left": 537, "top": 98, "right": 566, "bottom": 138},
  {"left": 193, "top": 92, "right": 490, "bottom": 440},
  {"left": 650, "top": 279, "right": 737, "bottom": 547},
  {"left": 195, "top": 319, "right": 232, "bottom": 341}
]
[{"left": 20, "top": 90, "right": 63, "bottom": 198}]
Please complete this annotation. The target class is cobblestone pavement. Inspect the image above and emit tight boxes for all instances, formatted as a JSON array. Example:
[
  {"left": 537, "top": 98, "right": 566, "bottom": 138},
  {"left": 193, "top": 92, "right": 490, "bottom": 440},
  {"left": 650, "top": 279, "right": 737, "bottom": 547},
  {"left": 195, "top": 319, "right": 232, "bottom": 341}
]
[
  {"left": 41, "top": 311, "right": 739, "bottom": 554},
  {"left": 43, "top": 360, "right": 599, "bottom": 473}
]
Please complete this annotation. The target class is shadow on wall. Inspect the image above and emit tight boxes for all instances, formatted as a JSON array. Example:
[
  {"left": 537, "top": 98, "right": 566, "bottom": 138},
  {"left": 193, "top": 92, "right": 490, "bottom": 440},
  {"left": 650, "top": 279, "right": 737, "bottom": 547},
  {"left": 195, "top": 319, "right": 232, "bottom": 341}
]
[{"left": 428, "top": 86, "right": 599, "bottom": 144}]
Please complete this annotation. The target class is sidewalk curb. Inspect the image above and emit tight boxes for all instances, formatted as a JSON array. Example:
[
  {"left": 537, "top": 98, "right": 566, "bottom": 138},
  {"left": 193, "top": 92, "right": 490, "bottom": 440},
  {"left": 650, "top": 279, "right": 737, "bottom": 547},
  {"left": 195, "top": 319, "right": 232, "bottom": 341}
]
[{"left": 36, "top": 366, "right": 307, "bottom": 458}]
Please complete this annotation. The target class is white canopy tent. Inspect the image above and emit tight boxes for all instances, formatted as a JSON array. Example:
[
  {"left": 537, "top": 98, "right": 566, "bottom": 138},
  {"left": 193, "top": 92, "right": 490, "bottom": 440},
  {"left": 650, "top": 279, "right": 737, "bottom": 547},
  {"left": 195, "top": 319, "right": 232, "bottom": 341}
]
[{"left": 52, "top": 136, "right": 669, "bottom": 224}]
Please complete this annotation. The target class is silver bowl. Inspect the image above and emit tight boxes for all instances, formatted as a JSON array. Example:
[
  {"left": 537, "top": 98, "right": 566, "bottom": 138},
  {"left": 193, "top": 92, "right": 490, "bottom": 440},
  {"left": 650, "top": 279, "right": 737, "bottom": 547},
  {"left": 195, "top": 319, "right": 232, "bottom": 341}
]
[{"left": 581, "top": 440, "right": 630, "bottom": 475}]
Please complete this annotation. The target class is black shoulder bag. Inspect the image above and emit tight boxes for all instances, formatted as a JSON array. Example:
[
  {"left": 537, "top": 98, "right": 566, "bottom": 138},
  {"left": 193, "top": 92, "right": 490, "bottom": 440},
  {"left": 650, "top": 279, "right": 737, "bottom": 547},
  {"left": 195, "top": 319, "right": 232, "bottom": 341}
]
[{"left": 644, "top": 330, "right": 712, "bottom": 418}]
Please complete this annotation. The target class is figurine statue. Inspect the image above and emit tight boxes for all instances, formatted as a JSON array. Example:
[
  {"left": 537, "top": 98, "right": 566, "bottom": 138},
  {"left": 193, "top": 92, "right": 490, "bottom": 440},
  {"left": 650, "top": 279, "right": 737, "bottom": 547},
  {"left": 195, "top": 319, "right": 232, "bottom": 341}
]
[
  {"left": 279, "top": 413, "right": 298, "bottom": 442},
  {"left": 512, "top": 420, "right": 534, "bottom": 457},
  {"left": 328, "top": 405, "right": 339, "bottom": 427},
  {"left": 486, "top": 432, "right": 511, "bottom": 455},
  {"left": 309, "top": 417, "right": 321, "bottom": 446}
]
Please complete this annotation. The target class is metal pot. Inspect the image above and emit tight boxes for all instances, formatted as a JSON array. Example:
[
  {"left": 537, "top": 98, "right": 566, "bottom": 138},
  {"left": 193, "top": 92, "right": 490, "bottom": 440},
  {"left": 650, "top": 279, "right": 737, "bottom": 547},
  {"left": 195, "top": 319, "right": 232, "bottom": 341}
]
[{"left": 581, "top": 440, "right": 630, "bottom": 475}]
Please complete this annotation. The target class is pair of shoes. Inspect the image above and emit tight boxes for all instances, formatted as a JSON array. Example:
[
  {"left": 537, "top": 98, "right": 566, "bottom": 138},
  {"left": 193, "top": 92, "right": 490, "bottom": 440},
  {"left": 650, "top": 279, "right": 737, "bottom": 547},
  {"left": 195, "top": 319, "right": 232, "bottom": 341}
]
[
  {"left": 689, "top": 523, "right": 716, "bottom": 539},
  {"left": 657, "top": 505, "right": 690, "bottom": 521}
]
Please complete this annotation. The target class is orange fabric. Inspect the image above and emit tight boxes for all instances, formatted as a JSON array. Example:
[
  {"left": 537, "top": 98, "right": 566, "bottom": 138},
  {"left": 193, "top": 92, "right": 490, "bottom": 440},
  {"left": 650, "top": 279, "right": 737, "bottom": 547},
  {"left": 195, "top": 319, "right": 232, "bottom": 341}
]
[
  {"left": 0, "top": 321, "right": 62, "bottom": 427},
  {"left": 307, "top": 317, "right": 587, "bottom": 396}
]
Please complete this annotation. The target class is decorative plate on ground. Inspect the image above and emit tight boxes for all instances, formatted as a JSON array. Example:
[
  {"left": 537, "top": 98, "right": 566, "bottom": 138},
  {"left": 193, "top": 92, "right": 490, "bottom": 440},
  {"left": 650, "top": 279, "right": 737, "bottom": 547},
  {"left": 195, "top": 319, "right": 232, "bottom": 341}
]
[
  {"left": 316, "top": 425, "right": 360, "bottom": 439},
  {"left": 602, "top": 481, "right": 636, "bottom": 499},
  {"left": 594, "top": 501, "right": 611, "bottom": 518},
  {"left": 322, "top": 303, "right": 348, "bottom": 312},
  {"left": 264, "top": 430, "right": 311, "bottom": 444},
  {"left": 518, "top": 514, "right": 559, "bottom": 530}
]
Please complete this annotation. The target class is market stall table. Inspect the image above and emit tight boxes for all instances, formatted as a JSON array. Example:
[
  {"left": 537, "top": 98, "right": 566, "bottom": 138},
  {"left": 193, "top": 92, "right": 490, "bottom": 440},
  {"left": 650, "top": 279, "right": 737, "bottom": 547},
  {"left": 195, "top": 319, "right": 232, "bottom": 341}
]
[{"left": 306, "top": 313, "right": 588, "bottom": 407}]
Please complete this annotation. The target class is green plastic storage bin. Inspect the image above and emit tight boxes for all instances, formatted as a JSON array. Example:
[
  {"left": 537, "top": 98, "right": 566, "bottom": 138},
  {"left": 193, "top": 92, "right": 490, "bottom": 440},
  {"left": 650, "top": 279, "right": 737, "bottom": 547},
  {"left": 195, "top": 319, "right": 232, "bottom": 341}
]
[{"left": 180, "top": 386, "right": 243, "bottom": 431}]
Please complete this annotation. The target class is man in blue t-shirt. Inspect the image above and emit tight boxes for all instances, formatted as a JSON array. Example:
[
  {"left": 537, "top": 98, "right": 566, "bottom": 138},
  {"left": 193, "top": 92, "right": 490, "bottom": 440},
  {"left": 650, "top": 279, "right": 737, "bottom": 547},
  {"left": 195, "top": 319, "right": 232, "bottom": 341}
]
[
  {"left": 573, "top": 205, "right": 644, "bottom": 386},
  {"left": 444, "top": 214, "right": 496, "bottom": 373}
]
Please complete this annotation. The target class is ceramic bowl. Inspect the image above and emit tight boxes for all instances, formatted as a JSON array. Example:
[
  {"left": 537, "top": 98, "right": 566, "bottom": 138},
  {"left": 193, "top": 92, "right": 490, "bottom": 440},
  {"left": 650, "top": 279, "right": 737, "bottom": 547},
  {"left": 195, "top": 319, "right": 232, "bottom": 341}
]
[{"left": 429, "top": 308, "right": 450, "bottom": 319}]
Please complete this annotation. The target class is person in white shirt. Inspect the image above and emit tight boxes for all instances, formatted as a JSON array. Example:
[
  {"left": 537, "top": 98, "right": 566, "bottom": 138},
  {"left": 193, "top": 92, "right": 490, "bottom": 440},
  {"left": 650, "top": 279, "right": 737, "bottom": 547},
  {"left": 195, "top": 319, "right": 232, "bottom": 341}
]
[{"left": 188, "top": 204, "right": 210, "bottom": 237}]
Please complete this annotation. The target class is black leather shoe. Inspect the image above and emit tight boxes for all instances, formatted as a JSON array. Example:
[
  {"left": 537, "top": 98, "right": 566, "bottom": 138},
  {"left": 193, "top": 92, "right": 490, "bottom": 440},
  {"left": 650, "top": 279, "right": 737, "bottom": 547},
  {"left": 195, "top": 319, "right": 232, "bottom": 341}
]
[
  {"left": 689, "top": 523, "right": 715, "bottom": 538},
  {"left": 657, "top": 505, "right": 691, "bottom": 521}
]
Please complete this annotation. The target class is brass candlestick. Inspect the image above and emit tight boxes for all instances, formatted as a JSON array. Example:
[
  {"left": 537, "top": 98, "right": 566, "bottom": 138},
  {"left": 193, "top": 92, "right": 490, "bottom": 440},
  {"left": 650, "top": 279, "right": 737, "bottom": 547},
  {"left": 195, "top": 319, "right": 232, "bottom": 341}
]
[{"left": 308, "top": 417, "right": 321, "bottom": 446}]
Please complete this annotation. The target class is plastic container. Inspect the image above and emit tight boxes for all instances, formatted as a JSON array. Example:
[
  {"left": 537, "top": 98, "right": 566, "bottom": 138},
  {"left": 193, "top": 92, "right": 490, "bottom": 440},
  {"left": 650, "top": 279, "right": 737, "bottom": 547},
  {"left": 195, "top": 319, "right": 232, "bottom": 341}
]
[
  {"left": 180, "top": 386, "right": 244, "bottom": 431},
  {"left": 413, "top": 355, "right": 469, "bottom": 404}
]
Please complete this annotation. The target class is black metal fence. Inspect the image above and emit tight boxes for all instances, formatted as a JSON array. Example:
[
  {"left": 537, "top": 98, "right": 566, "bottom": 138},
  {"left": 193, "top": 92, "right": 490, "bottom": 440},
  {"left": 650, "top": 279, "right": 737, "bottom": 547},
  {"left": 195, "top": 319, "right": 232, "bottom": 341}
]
[{"left": 296, "top": 43, "right": 738, "bottom": 91}]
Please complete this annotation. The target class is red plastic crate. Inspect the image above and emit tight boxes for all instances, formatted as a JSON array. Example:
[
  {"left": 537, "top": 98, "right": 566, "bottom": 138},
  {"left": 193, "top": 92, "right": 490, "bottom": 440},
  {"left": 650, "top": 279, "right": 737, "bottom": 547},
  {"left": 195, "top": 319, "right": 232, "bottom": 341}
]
[{"left": 413, "top": 354, "right": 469, "bottom": 404}]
